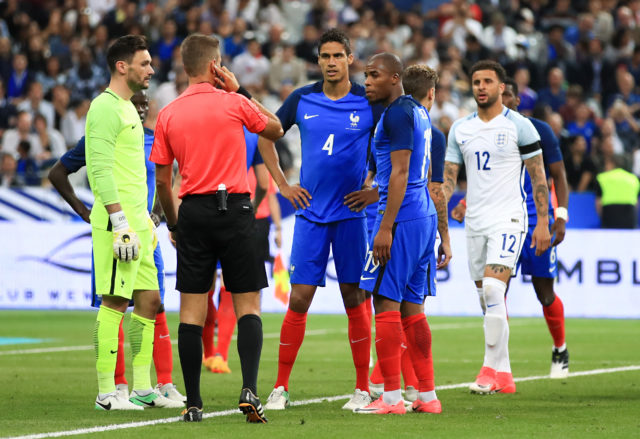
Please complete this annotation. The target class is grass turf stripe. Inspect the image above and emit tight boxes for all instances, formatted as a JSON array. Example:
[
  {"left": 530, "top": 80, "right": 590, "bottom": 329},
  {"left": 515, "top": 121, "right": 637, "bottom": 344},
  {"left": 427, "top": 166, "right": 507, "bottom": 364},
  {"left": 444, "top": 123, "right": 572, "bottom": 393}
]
[{"left": 4, "top": 365, "right": 640, "bottom": 439}]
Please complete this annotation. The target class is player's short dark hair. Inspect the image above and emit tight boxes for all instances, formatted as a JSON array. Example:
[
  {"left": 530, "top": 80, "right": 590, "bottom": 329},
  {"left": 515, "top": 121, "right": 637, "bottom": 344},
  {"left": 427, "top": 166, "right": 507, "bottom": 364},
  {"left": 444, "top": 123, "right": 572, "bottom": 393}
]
[
  {"left": 106, "top": 35, "right": 148, "bottom": 73},
  {"left": 403, "top": 64, "right": 438, "bottom": 101},
  {"left": 181, "top": 34, "right": 221, "bottom": 77},
  {"left": 470, "top": 60, "right": 507, "bottom": 83},
  {"left": 318, "top": 28, "right": 351, "bottom": 56},
  {"left": 504, "top": 77, "right": 518, "bottom": 95}
]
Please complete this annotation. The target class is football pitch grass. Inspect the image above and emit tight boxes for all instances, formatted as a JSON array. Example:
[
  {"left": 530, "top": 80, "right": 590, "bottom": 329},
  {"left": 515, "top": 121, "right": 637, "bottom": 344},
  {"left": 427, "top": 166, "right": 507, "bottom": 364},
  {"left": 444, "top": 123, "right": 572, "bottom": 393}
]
[{"left": 0, "top": 311, "right": 638, "bottom": 438}]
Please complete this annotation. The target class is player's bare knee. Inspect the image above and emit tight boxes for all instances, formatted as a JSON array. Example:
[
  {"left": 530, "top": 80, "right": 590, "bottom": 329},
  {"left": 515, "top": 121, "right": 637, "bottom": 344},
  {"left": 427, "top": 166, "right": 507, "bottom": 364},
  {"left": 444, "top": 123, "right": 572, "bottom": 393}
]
[
  {"left": 532, "top": 277, "right": 556, "bottom": 306},
  {"left": 232, "top": 291, "right": 261, "bottom": 318},
  {"left": 340, "top": 284, "right": 364, "bottom": 308}
]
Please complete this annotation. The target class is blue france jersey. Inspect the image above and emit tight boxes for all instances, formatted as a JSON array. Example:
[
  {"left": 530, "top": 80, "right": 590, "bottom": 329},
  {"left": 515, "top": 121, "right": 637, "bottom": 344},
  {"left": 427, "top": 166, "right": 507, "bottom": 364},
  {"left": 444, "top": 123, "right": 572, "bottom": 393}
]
[
  {"left": 244, "top": 126, "right": 263, "bottom": 171},
  {"left": 277, "top": 81, "right": 377, "bottom": 223},
  {"left": 523, "top": 117, "right": 562, "bottom": 224},
  {"left": 60, "top": 129, "right": 157, "bottom": 213},
  {"left": 374, "top": 95, "right": 432, "bottom": 222}
]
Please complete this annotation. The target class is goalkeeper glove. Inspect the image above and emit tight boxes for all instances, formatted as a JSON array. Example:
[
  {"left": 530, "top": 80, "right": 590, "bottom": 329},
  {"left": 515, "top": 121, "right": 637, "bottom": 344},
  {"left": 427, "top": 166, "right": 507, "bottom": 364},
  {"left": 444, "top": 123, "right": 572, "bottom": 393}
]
[{"left": 110, "top": 211, "right": 140, "bottom": 262}]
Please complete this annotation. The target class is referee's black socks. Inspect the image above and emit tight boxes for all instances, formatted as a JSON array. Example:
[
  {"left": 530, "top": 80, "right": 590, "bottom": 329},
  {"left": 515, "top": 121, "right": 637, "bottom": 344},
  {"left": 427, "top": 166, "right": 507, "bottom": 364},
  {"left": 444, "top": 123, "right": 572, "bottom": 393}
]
[
  {"left": 178, "top": 323, "right": 204, "bottom": 409},
  {"left": 237, "top": 314, "right": 263, "bottom": 395}
]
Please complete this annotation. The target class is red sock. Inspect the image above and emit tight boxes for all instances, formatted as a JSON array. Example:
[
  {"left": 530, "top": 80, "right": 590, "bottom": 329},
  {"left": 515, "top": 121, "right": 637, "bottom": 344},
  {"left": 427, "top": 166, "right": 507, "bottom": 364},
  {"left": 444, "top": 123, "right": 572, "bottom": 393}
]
[
  {"left": 215, "top": 286, "right": 236, "bottom": 361},
  {"left": 543, "top": 295, "right": 565, "bottom": 348},
  {"left": 275, "top": 309, "right": 307, "bottom": 391},
  {"left": 114, "top": 320, "right": 127, "bottom": 386},
  {"left": 153, "top": 311, "right": 174, "bottom": 385},
  {"left": 402, "top": 314, "right": 434, "bottom": 392},
  {"left": 375, "top": 311, "right": 402, "bottom": 392},
  {"left": 400, "top": 329, "right": 418, "bottom": 389},
  {"left": 370, "top": 360, "right": 383, "bottom": 384},
  {"left": 346, "top": 301, "right": 371, "bottom": 393},
  {"left": 202, "top": 290, "right": 217, "bottom": 359},
  {"left": 365, "top": 296, "right": 373, "bottom": 324}
]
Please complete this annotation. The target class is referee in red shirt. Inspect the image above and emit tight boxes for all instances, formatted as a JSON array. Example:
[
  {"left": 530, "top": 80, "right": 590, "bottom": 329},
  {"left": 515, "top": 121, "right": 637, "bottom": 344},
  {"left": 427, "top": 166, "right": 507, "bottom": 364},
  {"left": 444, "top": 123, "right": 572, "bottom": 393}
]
[{"left": 151, "top": 34, "right": 283, "bottom": 423}]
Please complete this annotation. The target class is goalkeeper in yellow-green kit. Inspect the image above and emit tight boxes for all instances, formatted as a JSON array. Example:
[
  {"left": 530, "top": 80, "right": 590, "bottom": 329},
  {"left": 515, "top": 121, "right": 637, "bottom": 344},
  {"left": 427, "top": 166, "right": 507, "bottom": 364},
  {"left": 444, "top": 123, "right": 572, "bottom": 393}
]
[{"left": 87, "top": 35, "right": 182, "bottom": 411}]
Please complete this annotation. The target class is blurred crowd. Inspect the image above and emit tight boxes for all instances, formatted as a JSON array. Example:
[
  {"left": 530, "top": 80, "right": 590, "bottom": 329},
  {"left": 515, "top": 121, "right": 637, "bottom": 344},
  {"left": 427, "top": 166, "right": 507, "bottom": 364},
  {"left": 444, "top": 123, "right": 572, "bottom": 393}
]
[{"left": 1, "top": 0, "right": 640, "bottom": 200}]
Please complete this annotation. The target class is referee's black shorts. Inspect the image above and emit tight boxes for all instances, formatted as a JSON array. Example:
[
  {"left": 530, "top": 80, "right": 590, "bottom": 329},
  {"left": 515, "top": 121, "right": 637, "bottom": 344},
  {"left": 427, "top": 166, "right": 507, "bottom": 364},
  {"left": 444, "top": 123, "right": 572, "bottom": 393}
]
[{"left": 175, "top": 193, "right": 268, "bottom": 294}]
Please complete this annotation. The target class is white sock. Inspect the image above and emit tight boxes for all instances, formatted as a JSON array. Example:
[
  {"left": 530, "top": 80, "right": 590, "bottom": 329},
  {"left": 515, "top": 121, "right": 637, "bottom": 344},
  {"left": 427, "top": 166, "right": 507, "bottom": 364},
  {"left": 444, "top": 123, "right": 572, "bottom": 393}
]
[
  {"left": 482, "top": 277, "right": 510, "bottom": 372},
  {"left": 133, "top": 388, "right": 153, "bottom": 396},
  {"left": 476, "top": 287, "right": 486, "bottom": 314},
  {"left": 383, "top": 389, "right": 402, "bottom": 405},
  {"left": 98, "top": 391, "right": 116, "bottom": 400},
  {"left": 554, "top": 343, "right": 567, "bottom": 352},
  {"left": 418, "top": 390, "right": 437, "bottom": 402}
]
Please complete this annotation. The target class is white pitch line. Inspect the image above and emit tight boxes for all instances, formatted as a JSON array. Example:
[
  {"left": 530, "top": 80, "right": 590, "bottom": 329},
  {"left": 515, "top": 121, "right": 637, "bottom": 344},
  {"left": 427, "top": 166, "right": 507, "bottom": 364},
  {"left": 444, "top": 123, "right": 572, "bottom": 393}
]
[
  {"left": 4, "top": 365, "right": 640, "bottom": 439},
  {"left": 0, "top": 321, "right": 498, "bottom": 356}
]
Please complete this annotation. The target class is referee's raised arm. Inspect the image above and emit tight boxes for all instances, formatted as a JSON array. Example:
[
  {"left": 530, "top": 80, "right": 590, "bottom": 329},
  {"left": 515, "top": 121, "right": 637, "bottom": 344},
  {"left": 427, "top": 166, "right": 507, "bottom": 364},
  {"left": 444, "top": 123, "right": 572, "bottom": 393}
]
[{"left": 149, "top": 33, "right": 271, "bottom": 424}]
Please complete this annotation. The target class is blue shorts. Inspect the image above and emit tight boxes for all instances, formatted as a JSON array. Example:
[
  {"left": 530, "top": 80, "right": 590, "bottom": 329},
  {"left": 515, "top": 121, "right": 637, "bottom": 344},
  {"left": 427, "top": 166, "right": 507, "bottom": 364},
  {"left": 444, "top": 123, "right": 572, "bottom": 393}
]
[
  {"left": 518, "top": 220, "right": 558, "bottom": 278},
  {"left": 289, "top": 216, "right": 367, "bottom": 286},
  {"left": 91, "top": 245, "right": 165, "bottom": 308},
  {"left": 360, "top": 215, "right": 437, "bottom": 304}
]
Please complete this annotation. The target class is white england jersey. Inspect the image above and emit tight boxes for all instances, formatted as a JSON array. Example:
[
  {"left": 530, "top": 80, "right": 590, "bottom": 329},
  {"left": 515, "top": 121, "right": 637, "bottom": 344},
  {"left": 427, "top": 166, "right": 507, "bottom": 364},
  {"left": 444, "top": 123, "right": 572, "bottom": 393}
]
[{"left": 446, "top": 106, "right": 541, "bottom": 235}]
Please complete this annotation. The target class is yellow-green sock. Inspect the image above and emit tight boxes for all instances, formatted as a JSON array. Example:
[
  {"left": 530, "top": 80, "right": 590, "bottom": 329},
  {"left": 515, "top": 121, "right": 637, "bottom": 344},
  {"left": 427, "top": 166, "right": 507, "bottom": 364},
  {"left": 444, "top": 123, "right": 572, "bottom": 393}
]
[
  {"left": 94, "top": 305, "right": 123, "bottom": 395},
  {"left": 129, "top": 312, "right": 155, "bottom": 392}
]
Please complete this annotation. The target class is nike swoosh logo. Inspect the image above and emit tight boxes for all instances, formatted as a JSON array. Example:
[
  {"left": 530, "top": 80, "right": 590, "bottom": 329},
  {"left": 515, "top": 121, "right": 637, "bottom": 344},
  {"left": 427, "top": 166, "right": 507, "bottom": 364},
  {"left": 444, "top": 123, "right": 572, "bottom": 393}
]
[
  {"left": 360, "top": 276, "right": 375, "bottom": 281},
  {"left": 279, "top": 342, "right": 292, "bottom": 346},
  {"left": 159, "top": 334, "right": 170, "bottom": 339},
  {"left": 350, "top": 337, "right": 368, "bottom": 344},
  {"left": 375, "top": 338, "right": 383, "bottom": 343},
  {"left": 131, "top": 125, "right": 136, "bottom": 129},
  {"left": 499, "top": 255, "right": 511, "bottom": 259},
  {"left": 133, "top": 397, "right": 155, "bottom": 407},
  {"left": 304, "top": 114, "right": 319, "bottom": 119},
  {"left": 486, "top": 303, "right": 499, "bottom": 308},
  {"left": 110, "top": 349, "right": 117, "bottom": 354},
  {"left": 96, "top": 401, "right": 112, "bottom": 410}
]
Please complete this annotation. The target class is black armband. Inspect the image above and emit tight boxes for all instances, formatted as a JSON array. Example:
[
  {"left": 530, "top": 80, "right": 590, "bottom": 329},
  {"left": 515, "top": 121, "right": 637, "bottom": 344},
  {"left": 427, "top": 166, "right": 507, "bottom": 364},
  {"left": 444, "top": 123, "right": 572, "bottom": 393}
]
[
  {"left": 236, "top": 86, "right": 252, "bottom": 100},
  {"left": 167, "top": 223, "right": 178, "bottom": 232},
  {"left": 519, "top": 141, "right": 541, "bottom": 156}
]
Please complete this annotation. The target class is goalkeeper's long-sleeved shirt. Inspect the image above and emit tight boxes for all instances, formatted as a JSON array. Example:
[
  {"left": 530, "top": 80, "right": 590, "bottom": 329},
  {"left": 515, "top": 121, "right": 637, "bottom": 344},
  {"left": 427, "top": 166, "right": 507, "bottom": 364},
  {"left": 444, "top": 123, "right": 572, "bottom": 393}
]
[{"left": 85, "top": 88, "right": 148, "bottom": 232}]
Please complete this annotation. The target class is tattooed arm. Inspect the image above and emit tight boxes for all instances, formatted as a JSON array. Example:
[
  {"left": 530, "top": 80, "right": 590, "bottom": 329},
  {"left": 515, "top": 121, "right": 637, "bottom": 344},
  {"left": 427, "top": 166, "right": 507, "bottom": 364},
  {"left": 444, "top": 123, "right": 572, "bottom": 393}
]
[
  {"left": 442, "top": 161, "right": 460, "bottom": 202},
  {"left": 524, "top": 153, "right": 551, "bottom": 256},
  {"left": 428, "top": 181, "right": 452, "bottom": 268}
]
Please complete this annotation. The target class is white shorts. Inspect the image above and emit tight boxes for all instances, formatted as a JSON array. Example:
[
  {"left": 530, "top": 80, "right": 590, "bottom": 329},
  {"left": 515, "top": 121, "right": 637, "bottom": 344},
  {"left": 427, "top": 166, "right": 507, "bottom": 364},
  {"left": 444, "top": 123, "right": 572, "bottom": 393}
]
[{"left": 466, "top": 229, "right": 526, "bottom": 281}]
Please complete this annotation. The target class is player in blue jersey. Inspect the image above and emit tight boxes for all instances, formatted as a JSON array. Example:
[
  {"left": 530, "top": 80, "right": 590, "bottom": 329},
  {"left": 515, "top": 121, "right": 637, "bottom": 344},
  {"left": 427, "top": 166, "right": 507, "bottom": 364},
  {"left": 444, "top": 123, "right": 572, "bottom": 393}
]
[
  {"left": 47, "top": 91, "right": 186, "bottom": 406},
  {"left": 258, "top": 29, "right": 378, "bottom": 411},
  {"left": 352, "top": 123, "right": 449, "bottom": 402},
  {"left": 451, "top": 78, "right": 570, "bottom": 378},
  {"left": 354, "top": 56, "right": 449, "bottom": 415}
]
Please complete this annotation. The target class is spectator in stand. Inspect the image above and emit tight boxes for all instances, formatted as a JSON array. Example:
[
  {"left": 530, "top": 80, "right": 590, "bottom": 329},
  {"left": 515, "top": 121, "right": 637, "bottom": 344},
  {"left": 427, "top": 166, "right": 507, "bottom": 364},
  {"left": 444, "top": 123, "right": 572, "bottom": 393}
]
[
  {"left": 589, "top": 0, "right": 614, "bottom": 42},
  {"left": 544, "top": 24, "right": 575, "bottom": 67},
  {"left": 1, "top": 111, "right": 43, "bottom": 158},
  {"left": 61, "top": 98, "right": 89, "bottom": 148},
  {"left": 440, "top": 3, "right": 483, "bottom": 55},
  {"left": 564, "top": 13, "right": 595, "bottom": 47},
  {"left": 595, "top": 155, "right": 639, "bottom": 228},
  {"left": 36, "top": 56, "right": 68, "bottom": 98},
  {"left": 567, "top": 102, "right": 599, "bottom": 153},
  {"left": 261, "top": 24, "right": 286, "bottom": 59},
  {"left": 296, "top": 24, "right": 321, "bottom": 79},
  {"left": 231, "top": 38, "right": 270, "bottom": 96},
  {"left": 564, "top": 135, "right": 597, "bottom": 192},
  {"left": 559, "top": 85, "right": 584, "bottom": 124},
  {"left": 608, "top": 98, "right": 640, "bottom": 152},
  {"left": 66, "top": 47, "right": 107, "bottom": 102},
  {"left": 608, "top": 71, "right": 640, "bottom": 115},
  {"left": 462, "top": 34, "right": 489, "bottom": 76},
  {"left": 0, "top": 37, "right": 11, "bottom": 81},
  {"left": 154, "top": 68, "right": 189, "bottom": 110},
  {"left": 514, "top": 66, "right": 538, "bottom": 116},
  {"left": 51, "top": 84, "right": 70, "bottom": 131},
  {"left": 268, "top": 44, "right": 308, "bottom": 94},
  {"left": 152, "top": 19, "right": 182, "bottom": 75},
  {"left": 223, "top": 17, "right": 247, "bottom": 61},
  {"left": 0, "top": 78, "right": 17, "bottom": 134},
  {"left": 429, "top": 85, "right": 459, "bottom": 127},
  {"left": 538, "top": 67, "right": 567, "bottom": 113},
  {"left": 572, "top": 38, "right": 617, "bottom": 110},
  {"left": 599, "top": 117, "right": 626, "bottom": 155},
  {"left": 0, "top": 152, "right": 18, "bottom": 188},
  {"left": 6, "top": 52, "right": 33, "bottom": 101},
  {"left": 33, "top": 113, "right": 66, "bottom": 160},
  {"left": 17, "top": 82, "right": 55, "bottom": 129},
  {"left": 482, "top": 11, "right": 518, "bottom": 64},
  {"left": 26, "top": 34, "right": 47, "bottom": 75},
  {"left": 15, "top": 140, "right": 40, "bottom": 186}
]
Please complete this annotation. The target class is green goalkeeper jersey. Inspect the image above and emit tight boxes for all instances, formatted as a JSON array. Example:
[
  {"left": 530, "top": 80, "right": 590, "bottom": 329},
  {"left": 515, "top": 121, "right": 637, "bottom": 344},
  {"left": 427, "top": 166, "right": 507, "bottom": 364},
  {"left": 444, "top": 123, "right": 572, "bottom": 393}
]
[{"left": 86, "top": 88, "right": 148, "bottom": 232}]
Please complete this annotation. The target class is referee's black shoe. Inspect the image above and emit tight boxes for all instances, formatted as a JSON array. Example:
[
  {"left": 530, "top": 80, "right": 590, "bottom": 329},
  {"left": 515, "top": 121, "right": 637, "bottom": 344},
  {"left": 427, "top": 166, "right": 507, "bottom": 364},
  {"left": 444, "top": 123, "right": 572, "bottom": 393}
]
[
  {"left": 239, "top": 388, "right": 268, "bottom": 423},
  {"left": 182, "top": 406, "right": 203, "bottom": 422}
]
